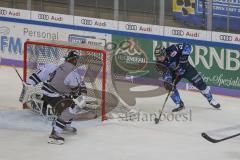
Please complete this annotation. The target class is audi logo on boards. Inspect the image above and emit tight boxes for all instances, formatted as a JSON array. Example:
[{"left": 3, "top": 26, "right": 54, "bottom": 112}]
[
  {"left": 125, "top": 24, "right": 138, "bottom": 31},
  {"left": 81, "top": 19, "right": 93, "bottom": 25},
  {"left": 0, "top": 9, "right": 7, "bottom": 15},
  {"left": 172, "top": 29, "right": 184, "bottom": 36},
  {"left": 220, "top": 35, "right": 232, "bottom": 41},
  {"left": 38, "top": 14, "right": 49, "bottom": 20}
]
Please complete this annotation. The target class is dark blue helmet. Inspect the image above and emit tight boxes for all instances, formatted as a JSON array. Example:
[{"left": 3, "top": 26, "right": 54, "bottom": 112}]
[{"left": 154, "top": 45, "right": 166, "bottom": 58}]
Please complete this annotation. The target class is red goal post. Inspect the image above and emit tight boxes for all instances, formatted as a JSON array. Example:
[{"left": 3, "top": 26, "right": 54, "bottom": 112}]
[{"left": 23, "top": 40, "right": 107, "bottom": 121}]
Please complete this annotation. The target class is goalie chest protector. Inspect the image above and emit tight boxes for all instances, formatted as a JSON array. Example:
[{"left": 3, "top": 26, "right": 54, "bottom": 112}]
[{"left": 48, "top": 62, "right": 77, "bottom": 95}]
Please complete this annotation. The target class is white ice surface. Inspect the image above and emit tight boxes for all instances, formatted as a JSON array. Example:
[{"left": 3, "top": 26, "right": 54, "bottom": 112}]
[{"left": 0, "top": 66, "right": 240, "bottom": 160}]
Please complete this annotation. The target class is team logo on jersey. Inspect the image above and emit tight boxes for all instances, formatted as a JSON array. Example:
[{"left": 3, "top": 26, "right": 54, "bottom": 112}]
[{"left": 113, "top": 38, "right": 148, "bottom": 76}]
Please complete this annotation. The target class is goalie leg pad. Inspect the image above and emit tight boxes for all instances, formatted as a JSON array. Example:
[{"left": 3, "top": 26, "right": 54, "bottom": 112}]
[
  {"left": 59, "top": 107, "right": 75, "bottom": 122},
  {"left": 48, "top": 128, "right": 64, "bottom": 145},
  {"left": 19, "top": 84, "right": 28, "bottom": 103},
  {"left": 19, "top": 83, "right": 36, "bottom": 103},
  {"left": 53, "top": 108, "right": 77, "bottom": 135}
]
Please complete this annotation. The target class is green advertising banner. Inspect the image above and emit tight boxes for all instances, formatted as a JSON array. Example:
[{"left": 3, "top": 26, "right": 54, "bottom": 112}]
[
  {"left": 112, "top": 35, "right": 240, "bottom": 90},
  {"left": 157, "top": 41, "right": 240, "bottom": 90},
  {"left": 112, "top": 35, "right": 156, "bottom": 79}
]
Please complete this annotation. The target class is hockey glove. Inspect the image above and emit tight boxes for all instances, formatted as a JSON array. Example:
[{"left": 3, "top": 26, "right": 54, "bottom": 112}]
[
  {"left": 164, "top": 81, "right": 174, "bottom": 91},
  {"left": 163, "top": 71, "right": 174, "bottom": 91},
  {"left": 176, "top": 67, "right": 186, "bottom": 76}
]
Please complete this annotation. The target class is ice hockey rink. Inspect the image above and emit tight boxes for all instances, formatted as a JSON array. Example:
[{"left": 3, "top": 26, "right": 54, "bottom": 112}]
[{"left": 0, "top": 66, "right": 240, "bottom": 160}]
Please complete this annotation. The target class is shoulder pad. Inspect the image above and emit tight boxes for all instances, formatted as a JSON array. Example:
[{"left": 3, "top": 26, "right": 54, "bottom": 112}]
[{"left": 182, "top": 44, "right": 192, "bottom": 55}]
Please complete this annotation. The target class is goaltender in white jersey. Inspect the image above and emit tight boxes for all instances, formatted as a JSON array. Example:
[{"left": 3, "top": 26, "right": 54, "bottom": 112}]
[
  {"left": 27, "top": 63, "right": 85, "bottom": 98},
  {"left": 22, "top": 50, "right": 87, "bottom": 145}
]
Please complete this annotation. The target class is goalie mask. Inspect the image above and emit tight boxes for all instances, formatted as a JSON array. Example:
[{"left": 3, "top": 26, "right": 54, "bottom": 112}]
[{"left": 65, "top": 50, "right": 80, "bottom": 66}]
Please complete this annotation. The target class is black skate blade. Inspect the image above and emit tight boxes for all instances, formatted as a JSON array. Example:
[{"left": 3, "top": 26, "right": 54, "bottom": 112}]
[
  {"left": 213, "top": 104, "right": 221, "bottom": 109},
  {"left": 172, "top": 106, "right": 185, "bottom": 112},
  {"left": 154, "top": 118, "right": 160, "bottom": 124}
]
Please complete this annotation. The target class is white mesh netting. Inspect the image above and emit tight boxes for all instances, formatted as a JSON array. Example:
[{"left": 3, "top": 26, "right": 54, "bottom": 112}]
[{"left": 23, "top": 40, "right": 130, "bottom": 120}]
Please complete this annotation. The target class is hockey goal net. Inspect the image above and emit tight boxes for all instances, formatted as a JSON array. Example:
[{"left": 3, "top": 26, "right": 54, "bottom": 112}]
[{"left": 23, "top": 40, "right": 110, "bottom": 120}]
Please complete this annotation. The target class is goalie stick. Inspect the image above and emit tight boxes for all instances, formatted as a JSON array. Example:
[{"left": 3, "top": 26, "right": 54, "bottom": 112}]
[
  {"left": 13, "top": 66, "right": 23, "bottom": 82},
  {"left": 13, "top": 67, "right": 30, "bottom": 103},
  {"left": 201, "top": 132, "right": 240, "bottom": 143},
  {"left": 13, "top": 66, "right": 31, "bottom": 105}
]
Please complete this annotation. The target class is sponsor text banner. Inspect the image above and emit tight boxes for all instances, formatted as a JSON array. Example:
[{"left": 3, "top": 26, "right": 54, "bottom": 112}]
[
  {"left": 164, "top": 26, "right": 209, "bottom": 41},
  {"left": 118, "top": 21, "right": 163, "bottom": 35},
  {"left": 0, "top": 7, "right": 30, "bottom": 19},
  {"left": 74, "top": 16, "right": 118, "bottom": 30},
  {"left": 31, "top": 11, "right": 74, "bottom": 25}
]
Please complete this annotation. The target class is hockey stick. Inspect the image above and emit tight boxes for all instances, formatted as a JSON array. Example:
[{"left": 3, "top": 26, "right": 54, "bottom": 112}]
[
  {"left": 13, "top": 66, "right": 24, "bottom": 82},
  {"left": 12, "top": 67, "right": 30, "bottom": 106},
  {"left": 201, "top": 132, "right": 240, "bottom": 143},
  {"left": 154, "top": 89, "right": 171, "bottom": 124},
  {"left": 154, "top": 77, "right": 178, "bottom": 124}
]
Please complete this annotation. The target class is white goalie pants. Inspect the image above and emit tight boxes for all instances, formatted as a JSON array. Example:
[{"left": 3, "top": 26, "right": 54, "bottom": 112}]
[{"left": 54, "top": 107, "right": 75, "bottom": 134}]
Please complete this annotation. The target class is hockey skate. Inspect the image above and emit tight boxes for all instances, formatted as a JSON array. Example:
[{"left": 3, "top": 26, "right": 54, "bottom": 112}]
[
  {"left": 48, "top": 129, "right": 64, "bottom": 145},
  {"left": 172, "top": 101, "right": 185, "bottom": 112},
  {"left": 209, "top": 99, "right": 220, "bottom": 109},
  {"left": 63, "top": 125, "right": 77, "bottom": 134}
]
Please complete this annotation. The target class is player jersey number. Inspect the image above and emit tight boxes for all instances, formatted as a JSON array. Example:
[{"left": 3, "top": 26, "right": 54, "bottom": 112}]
[{"left": 170, "top": 51, "right": 177, "bottom": 57}]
